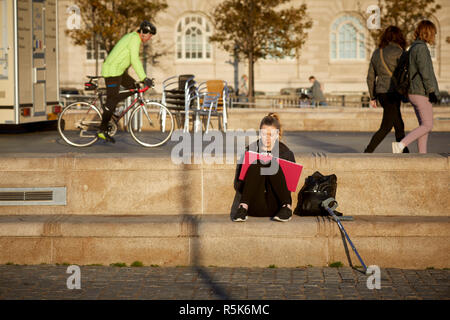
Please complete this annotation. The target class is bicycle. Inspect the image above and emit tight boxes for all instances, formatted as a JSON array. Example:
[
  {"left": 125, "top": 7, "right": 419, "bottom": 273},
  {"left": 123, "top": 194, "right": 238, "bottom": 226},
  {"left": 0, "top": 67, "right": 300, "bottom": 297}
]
[{"left": 58, "top": 76, "right": 174, "bottom": 147}]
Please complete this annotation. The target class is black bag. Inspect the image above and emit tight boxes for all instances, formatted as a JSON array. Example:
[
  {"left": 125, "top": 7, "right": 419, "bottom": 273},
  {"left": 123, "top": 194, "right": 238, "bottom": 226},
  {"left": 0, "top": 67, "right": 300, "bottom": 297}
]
[
  {"left": 294, "top": 171, "right": 340, "bottom": 216},
  {"left": 392, "top": 44, "right": 419, "bottom": 102},
  {"left": 392, "top": 51, "right": 410, "bottom": 99}
]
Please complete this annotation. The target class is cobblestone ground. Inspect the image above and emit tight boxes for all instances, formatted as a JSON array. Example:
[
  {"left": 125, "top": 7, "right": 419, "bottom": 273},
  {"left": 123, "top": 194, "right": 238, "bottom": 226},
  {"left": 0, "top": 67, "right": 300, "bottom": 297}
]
[{"left": 0, "top": 265, "right": 448, "bottom": 300}]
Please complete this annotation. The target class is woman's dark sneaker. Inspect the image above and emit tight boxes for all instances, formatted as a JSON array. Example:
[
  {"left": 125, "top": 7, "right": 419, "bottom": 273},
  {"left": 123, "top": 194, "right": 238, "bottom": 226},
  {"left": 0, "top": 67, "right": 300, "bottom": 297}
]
[
  {"left": 273, "top": 206, "right": 292, "bottom": 222},
  {"left": 232, "top": 206, "right": 248, "bottom": 222}
]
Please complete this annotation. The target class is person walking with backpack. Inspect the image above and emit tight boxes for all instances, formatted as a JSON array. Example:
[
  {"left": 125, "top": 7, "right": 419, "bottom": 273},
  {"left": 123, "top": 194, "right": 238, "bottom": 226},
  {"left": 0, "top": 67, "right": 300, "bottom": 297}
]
[
  {"left": 392, "top": 20, "right": 440, "bottom": 154},
  {"left": 365, "top": 26, "right": 409, "bottom": 153}
]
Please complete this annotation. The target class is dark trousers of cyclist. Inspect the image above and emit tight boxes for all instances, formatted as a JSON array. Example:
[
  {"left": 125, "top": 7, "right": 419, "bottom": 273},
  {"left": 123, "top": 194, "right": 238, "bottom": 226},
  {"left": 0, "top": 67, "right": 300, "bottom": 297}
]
[
  {"left": 240, "top": 161, "right": 291, "bottom": 217},
  {"left": 100, "top": 72, "right": 136, "bottom": 132},
  {"left": 364, "top": 92, "right": 410, "bottom": 153}
]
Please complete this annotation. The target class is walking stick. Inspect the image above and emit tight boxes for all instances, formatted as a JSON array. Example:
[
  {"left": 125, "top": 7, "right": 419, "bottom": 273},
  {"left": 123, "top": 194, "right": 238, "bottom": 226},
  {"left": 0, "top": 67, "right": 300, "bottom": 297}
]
[{"left": 321, "top": 198, "right": 368, "bottom": 272}]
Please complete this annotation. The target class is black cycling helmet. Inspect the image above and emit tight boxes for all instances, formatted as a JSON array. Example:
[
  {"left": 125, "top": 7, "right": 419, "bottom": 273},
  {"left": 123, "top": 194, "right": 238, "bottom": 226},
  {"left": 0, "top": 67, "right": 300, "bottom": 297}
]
[{"left": 139, "top": 20, "right": 157, "bottom": 35}]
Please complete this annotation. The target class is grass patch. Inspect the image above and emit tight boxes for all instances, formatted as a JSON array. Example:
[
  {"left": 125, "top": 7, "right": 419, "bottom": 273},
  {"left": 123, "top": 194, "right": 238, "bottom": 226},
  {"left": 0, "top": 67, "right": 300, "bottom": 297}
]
[
  {"left": 110, "top": 262, "right": 127, "bottom": 267},
  {"left": 5, "top": 262, "right": 15, "bottom": 265},
  {"left": 87, "top": 264, "right": 103, "bottom": 267},
  {"left": 150, "top": 264, "right": 160, "bottom": 268},
  {"left": 328, "top": 261, "right": 343, "bottom": 268},
  {"left": 131, "top": 261, "right": 144, "bottom": 267},
  {"left": 426, "top": 267, "right": 435, "bottom": 270},
  {"left": 268, "top": 264, "right": 277, "bottom": 269}
]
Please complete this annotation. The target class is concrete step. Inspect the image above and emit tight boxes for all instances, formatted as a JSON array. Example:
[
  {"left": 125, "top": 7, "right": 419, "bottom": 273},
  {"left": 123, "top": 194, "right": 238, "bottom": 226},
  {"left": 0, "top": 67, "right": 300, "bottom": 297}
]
[
  {"left": 57, "top": 107, "right": 450, "bottom": 132},
  {"left": 0, "top": 153, "right": 448, "bottom": 216},
  {"left": 0, "top": 214, "right": 448, "bottom": 269},
  {"left": 226, "top": 107, "right": 450, "bottom": 131}
]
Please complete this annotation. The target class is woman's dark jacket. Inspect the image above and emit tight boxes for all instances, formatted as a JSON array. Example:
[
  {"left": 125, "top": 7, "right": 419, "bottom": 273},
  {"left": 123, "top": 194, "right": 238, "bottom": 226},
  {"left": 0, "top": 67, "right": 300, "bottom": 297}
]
[
  {"left": 408, "top": 39, "right": 440, "bottom": 98},
  {"left": 366, "top": 42, "right": 404, "bottom": 100}
]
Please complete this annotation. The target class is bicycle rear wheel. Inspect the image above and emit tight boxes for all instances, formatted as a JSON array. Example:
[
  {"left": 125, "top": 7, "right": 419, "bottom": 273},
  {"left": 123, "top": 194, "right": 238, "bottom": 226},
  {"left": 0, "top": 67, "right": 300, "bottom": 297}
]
[
  {"left": 58, "top": 102, "right": 102, "bottom": 147},
  {"left": 128, "top": 102, "right": 174, "bottom": 147}
]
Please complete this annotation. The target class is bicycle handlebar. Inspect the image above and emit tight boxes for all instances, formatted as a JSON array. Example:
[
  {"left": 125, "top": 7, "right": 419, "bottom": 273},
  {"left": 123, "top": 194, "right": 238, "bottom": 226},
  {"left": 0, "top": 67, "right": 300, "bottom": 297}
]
[
  {"left": 130, "top": 79, "right": 155, "bottom": 93},
  {"left": 136, "top": 85, "right": 150, "bottom": 93}
]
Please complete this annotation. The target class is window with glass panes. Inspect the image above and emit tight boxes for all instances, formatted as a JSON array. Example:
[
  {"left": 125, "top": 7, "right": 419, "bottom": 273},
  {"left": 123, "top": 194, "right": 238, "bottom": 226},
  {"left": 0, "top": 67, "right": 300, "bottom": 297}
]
[
  {"left": 330, "top": 15, "right": 366, "bottom": 61},
  {"left": 176, "top": 14, "right": 212, "bottom": 60},
  {"left": 86, "top": 38, "right": 106, "bottom": 61}
]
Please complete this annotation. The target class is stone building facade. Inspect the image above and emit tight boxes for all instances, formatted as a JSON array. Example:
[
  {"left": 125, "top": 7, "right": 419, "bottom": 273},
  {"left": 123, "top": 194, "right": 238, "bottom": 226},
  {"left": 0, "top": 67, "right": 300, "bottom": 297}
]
[{"left": 58, "top": 0, "right": 450, "bottom": 95}]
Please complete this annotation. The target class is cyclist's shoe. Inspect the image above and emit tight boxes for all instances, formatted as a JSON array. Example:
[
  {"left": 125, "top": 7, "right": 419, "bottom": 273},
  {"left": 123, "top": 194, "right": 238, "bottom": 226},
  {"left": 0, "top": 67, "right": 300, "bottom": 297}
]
[{"left": 97, "top": 131, "right": 115, "bottom": 144}]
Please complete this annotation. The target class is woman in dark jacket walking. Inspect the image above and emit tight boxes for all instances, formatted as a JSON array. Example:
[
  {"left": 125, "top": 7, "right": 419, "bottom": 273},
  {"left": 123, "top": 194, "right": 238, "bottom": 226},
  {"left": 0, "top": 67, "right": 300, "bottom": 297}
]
[
  {"left": 232, "top": 113, "right": 295, "bottom": 222},
  {"left": 392, "top": 20, "right": 440, "bottom": 154},
  {"left": 365, "top": 26, "right": 409, "bottom": 153}
]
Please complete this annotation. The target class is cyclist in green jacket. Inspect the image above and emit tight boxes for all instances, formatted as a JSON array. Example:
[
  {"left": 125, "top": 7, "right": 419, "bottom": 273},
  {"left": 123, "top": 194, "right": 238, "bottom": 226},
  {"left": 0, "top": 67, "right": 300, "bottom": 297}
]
[{"left": 98, "top": 20, "right": 156, "bottom": 143}]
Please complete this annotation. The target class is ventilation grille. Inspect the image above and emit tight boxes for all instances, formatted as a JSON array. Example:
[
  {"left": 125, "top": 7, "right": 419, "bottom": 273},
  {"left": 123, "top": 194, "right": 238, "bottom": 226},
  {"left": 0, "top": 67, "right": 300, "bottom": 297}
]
[{"left": 0, "top": 188, "right": 66, "bottom": 206}]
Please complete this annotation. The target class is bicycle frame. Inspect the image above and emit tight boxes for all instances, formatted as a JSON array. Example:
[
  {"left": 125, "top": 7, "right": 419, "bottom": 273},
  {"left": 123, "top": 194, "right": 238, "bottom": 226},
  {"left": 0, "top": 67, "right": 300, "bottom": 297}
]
[
  {"left": 112, "top": 85, "right": 150, "bottom": 119},
  {"left": 84, "top": 85, "right": 151, "bottom": 125}
]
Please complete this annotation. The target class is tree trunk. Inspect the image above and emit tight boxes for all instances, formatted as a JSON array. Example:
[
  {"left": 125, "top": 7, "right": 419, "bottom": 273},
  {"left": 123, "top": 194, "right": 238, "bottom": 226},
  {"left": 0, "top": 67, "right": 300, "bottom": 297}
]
[
  {"left": 92, "top": 8, "right": 98, "bottom": 76},
  {"left": 94, "top": 33, "right": 99, "bottom": 77},
  {"left": 248, "top": 0, "right": 255, "bottom": 102},
  {"left": 248, "top": 53, "right": 254, "bottom": 102}
]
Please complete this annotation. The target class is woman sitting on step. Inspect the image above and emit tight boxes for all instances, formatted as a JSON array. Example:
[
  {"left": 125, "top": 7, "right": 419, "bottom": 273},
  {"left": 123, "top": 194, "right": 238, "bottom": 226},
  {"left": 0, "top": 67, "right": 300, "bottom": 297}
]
[{"left": 232, "top": 113, "right": 295, "bottom": 222}]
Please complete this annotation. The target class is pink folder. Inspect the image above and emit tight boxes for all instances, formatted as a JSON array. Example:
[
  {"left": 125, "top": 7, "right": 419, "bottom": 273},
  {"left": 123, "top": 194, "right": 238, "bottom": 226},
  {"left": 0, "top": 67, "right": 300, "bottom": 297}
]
[{"left": 238, "top": 151, "right": 303, "bottom": 192}]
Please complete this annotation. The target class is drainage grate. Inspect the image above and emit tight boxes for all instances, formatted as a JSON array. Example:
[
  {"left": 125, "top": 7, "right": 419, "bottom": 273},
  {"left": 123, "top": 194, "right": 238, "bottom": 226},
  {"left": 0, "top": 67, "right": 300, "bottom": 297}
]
[{"left": 0, "top": 188, "right": 66, "bottom": 206}]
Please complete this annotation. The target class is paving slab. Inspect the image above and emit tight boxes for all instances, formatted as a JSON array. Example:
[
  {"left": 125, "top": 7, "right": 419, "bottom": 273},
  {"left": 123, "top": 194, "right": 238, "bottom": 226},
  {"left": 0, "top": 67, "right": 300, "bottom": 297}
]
[{"left": 0, "top": 265, "right": 448, "bottom": 300}]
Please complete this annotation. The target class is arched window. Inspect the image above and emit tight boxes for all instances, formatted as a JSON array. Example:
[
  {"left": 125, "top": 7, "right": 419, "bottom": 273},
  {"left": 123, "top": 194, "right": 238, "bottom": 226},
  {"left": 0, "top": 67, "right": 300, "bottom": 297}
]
[
  {"left": 330, "top": 15, "right": 366, "bottom": 60},
  {"left": 176, "top": 14, "right": 212, "bottom": 60}
]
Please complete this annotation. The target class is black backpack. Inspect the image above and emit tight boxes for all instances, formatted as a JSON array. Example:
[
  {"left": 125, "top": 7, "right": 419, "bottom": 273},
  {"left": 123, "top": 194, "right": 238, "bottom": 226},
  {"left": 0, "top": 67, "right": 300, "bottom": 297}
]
[
  {"left": 392, "top": 44, "right": 419, "bottom": 100},
  {"left": 392, "top": 51, "right": 410, "bottom": 98},
  {"left": 294, "top": 171, "right": 341, "bottom": 216}
]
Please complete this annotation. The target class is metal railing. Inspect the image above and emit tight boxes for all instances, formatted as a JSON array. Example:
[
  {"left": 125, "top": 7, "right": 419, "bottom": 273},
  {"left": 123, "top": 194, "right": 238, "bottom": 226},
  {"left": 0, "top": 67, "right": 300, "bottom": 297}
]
[
  {"left": 60, "top": 91, "right": 450, "bottom": 112},
  {"left": 229, "top": 94, "right": 372, "bottom": 108}
]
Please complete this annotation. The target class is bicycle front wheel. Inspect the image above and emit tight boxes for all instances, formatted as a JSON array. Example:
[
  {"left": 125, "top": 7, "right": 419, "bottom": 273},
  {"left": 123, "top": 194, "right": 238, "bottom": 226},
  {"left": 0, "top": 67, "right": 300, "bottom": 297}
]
[
  {"left": 58, "top": 102, "right": 102, "bottom": 147},
  {"left": 128, "top": 102, "right": 174, "bottom": 147}
]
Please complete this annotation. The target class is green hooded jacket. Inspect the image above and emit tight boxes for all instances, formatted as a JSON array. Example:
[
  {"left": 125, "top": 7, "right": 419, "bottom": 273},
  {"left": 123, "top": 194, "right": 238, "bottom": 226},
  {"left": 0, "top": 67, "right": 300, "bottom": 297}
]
[{"left": 101, "top": 32, "right": 147, "bottom": 81}]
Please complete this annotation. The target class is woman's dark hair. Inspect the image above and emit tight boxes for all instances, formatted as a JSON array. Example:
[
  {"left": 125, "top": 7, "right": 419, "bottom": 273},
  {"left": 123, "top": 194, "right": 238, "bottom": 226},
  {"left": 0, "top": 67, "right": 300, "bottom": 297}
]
[
  {"left": 260, "top": 112, "right": 282, "bottom": 138},
  {"left": 379, "top": 26, "right": 406, "bottom": 49}
]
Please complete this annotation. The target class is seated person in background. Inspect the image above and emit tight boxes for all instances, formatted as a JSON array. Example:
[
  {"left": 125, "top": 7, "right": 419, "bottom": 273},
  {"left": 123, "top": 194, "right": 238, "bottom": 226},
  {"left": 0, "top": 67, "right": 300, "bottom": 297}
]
[
  {"left": 232, "top": 113, "right": 295, "bottom": 222},
  {"left": 309, "top": 76, "right": 328, "bottom": 106}
]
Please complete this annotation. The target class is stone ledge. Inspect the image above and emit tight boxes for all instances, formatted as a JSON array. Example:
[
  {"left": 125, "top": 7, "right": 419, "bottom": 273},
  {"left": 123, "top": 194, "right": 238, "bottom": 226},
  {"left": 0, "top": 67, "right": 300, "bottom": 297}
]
[
  {"left": 226, "top": 107, "right": 450, "bottom": 131},
  {"left": 0, "top": 153, "right": 448, "bottom": 216},
  {"left": 0, "top": 152, "right": 447, "bottom": 171},
  {"left": 0, "top": 215, "right": 448, "bottom": 268},
  {"left": 0, "top": 214, "right": 448, "bottom": 237}
]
